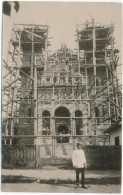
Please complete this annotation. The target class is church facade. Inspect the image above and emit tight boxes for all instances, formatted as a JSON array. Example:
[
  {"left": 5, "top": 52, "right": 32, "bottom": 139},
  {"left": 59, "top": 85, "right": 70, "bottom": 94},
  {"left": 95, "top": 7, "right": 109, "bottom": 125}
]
[{"left": 2, "top": 21, "right": 121, "bottom": 154}]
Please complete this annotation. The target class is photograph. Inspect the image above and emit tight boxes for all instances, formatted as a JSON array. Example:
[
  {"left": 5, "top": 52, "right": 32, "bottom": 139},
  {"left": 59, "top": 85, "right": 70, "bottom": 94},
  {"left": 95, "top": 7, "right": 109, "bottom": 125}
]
[{"left": 1, "top": 1, "right": 122, "bottom": 193}]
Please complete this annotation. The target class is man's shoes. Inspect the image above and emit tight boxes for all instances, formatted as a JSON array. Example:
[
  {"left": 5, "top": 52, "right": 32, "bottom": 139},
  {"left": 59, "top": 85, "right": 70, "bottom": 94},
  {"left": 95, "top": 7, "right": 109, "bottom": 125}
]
[
  {"left": 75, "top": 184, "right": 79, "bottom": 189},
  {"left": 82, "top": 185, "right": 88, "bottom": 189}
]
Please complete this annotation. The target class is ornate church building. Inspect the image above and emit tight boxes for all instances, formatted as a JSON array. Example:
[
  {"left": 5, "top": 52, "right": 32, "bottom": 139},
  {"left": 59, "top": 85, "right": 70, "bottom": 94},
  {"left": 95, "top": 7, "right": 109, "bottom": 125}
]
[{"left": 2, "top": 20, "right": 121, "bottom": 157}]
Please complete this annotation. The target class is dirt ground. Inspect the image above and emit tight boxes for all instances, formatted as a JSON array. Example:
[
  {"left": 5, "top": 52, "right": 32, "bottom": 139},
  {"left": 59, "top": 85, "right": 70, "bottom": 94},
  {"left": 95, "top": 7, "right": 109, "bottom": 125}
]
[{"left": 2, "top": 183, "right": 121, "bottom": 193}]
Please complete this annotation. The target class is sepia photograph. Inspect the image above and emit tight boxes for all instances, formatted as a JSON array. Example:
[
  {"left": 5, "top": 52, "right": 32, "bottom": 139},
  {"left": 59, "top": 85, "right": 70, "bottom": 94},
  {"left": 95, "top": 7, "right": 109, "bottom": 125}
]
[{"left": 1, "top": 0, "right": 122, "bottom": 193}]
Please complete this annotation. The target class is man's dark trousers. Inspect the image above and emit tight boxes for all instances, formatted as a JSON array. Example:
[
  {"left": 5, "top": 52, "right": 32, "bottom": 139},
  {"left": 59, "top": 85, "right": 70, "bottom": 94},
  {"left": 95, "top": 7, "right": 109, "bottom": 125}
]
[{"left": 76, "top": 168, "right": 85, "bottom": 185}]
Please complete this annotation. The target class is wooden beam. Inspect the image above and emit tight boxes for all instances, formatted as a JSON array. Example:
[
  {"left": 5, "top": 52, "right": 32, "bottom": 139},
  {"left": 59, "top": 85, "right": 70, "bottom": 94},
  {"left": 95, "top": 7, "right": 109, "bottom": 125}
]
[
  {"left": 2, "top": 78, "right": 18, "bottom": 91},
  {"left": 18, "top": 68, "right": 34, "bottom": 81},
  {"left": 24, "top": 29, "right": 45, "bottom": 40},
  {"left": 3, "top": 69, "right": 15, "bottom": 79}
]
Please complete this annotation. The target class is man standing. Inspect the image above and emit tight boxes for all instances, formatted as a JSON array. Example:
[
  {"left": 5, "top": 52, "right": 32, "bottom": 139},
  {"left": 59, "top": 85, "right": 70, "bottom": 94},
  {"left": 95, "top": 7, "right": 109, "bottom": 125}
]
[{"left": 72, "top": 143, "right": 87, "bottom": 189}]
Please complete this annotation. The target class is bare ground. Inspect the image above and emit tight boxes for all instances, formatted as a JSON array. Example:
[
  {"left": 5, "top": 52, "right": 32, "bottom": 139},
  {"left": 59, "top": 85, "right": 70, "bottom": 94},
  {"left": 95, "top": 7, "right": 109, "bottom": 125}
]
[{"left": 2, "top": 183, "right": 121, "bottom": 193}]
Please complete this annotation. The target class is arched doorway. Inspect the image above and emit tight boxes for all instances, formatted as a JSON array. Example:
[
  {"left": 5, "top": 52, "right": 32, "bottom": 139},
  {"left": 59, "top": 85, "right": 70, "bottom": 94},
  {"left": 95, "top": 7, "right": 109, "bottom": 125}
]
[
  {"left": 57, "top": 125, "right": 69, "bottom": 143},
  {"left": 55, "top": 106, "right": 70, "bottom": 143}
]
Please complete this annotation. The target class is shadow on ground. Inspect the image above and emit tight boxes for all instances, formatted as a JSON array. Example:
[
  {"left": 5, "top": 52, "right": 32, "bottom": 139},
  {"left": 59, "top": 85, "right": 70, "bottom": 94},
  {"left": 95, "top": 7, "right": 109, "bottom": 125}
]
[{"left": 2, "top": 175, "right": 121, "bottom": 185}]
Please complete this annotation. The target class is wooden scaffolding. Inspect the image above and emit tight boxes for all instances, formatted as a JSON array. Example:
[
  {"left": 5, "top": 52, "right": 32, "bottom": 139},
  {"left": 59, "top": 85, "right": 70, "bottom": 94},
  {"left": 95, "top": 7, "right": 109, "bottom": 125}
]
[{"left": 2, "top": 20, "right": 122, "bottom": 146}]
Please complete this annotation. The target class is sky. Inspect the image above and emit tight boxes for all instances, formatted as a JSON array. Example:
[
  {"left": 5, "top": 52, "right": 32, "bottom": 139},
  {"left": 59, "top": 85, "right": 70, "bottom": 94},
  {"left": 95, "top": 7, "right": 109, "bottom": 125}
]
[
  {"left": 15, "top": 2, "right": 122, "bottom": 49},
  {"left": 2, "top": 1, "right": 123, "bottom": 83}
]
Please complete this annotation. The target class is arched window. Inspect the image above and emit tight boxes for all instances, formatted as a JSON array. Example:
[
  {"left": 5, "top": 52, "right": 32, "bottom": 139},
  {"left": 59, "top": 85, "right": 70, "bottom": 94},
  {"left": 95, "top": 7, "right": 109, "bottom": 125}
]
[
  {"left": 95, "top": 107, "right": 100, "bottom": 123},
  {"left": 96, "top": 78, "right": 99, "bottom": 86},
  {"left": 75, "top": 110, "right": 83, "bottom": 135},
  {"left": 42, "top": 110, "right": 50, "bottom": 135},
  {"left": 27, "top": 108, "right": 32, "bottom": 117}
]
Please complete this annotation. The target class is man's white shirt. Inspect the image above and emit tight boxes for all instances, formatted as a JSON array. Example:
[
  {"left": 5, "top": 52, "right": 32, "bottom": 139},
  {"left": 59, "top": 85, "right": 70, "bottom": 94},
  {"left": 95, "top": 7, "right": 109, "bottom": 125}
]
[{"left": 72, "top": 149, "right": 86, "bottom": 168}]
